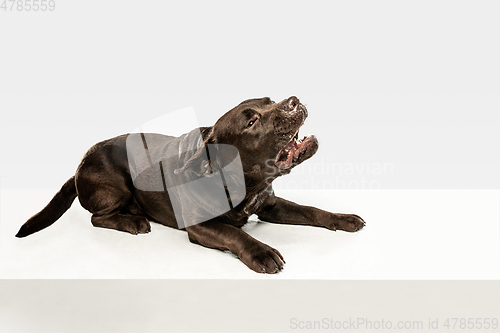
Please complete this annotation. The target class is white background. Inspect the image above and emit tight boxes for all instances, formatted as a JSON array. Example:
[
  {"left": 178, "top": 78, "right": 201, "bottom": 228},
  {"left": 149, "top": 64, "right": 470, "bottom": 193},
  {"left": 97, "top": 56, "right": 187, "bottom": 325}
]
[
  {"left": 1, "top": 1, "right": 499, "bottom": 332},
  {"left": 0, "top": 0, "right": 499, "bottom": 280}
]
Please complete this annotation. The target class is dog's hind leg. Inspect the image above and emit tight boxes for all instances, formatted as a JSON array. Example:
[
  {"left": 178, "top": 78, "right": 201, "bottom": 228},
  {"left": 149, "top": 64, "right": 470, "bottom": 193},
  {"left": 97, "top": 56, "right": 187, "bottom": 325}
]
[
  {"left": 91, "top": 211, "right": 151, "bottom": 235},
  {"left": 79, "top": 185, "right": 151, "bottom": 235}
]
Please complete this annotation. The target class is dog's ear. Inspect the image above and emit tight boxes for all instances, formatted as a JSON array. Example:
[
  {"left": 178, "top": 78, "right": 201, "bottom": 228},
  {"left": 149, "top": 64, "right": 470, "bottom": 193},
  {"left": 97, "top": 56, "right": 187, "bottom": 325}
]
[{"left": 174, "top": 129, "right": 218, "bottom": 177}]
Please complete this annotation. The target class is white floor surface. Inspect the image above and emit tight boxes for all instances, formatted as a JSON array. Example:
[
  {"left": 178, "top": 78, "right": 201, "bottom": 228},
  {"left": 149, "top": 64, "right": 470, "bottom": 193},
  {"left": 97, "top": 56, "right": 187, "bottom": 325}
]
[{"left": 0, "top": 189, "right": 498, "bottom": 279}]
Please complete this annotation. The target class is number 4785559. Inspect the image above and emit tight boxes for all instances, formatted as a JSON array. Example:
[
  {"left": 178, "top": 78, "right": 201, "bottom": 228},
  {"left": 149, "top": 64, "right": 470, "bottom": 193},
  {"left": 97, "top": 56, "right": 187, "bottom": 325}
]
[
  {"left": 443, "top": 318, "right": 498, "bottom": 330},
  {"left": 1, "top": 0, "right": 56, "bottom": 11}
]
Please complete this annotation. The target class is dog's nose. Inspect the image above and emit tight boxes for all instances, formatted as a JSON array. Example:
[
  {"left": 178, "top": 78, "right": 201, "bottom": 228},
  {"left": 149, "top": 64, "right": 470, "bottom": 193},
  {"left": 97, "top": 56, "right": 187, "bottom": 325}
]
[{"left": 287, "top": 96, "right": 299, "bottom": 110}]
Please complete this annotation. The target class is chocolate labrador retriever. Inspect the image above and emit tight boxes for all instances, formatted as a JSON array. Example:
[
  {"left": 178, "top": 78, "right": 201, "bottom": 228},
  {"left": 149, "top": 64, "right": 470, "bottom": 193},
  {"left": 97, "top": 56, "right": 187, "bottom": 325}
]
[{"left": 16, "top": 96, "right": 364, "bottom": 273}]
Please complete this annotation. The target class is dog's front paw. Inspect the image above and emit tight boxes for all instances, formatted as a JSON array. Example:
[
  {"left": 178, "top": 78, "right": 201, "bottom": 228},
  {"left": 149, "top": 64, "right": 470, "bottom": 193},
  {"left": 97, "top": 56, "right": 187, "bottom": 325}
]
[
  {"left": 326, "top": 214, "right": 365, "bottom": 232},
  {"left": 238, "top": 242, "right": 285, "bottom": 274}
]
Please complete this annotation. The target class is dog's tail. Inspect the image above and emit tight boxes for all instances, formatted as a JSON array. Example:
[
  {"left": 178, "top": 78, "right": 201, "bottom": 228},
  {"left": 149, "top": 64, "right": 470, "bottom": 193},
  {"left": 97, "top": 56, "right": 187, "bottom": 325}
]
[{"left": 15, "top": 176, "right": 78, "bottom": 238}]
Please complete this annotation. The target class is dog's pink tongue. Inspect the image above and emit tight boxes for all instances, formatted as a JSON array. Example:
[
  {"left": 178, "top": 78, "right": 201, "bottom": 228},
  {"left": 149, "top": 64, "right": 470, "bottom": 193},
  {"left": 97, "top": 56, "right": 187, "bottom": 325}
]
[
  {"left": 284, "top": 141, "right": 302, "bottom": 167},
  {"left": 293, "top": 143, "right": 303, "bottom": 159},
  {"left": 276, "top": 141, "right": 295, "bottom": 169},
  {"left": 285, "top": 146, "right": 296, "bottom": 167}
]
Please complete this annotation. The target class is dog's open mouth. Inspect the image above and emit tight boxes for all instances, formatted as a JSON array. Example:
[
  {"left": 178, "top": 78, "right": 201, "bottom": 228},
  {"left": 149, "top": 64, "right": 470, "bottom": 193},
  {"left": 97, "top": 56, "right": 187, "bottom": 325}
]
[{"left": 275, "top": 132, "right": 318, "bottom": 170}]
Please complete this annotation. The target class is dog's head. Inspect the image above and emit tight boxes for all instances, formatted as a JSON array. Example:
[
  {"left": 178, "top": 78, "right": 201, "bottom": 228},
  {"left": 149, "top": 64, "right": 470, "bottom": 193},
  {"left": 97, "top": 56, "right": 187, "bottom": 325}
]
[{"left": 204, "top": 96, "right": 319, "bottom": 185}]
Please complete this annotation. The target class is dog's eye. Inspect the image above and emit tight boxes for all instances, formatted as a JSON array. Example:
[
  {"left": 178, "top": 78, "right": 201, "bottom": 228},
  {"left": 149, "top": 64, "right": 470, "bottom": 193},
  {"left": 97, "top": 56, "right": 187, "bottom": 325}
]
[{"left": 247, "top": 120, "right": 256, "bottom": 128}]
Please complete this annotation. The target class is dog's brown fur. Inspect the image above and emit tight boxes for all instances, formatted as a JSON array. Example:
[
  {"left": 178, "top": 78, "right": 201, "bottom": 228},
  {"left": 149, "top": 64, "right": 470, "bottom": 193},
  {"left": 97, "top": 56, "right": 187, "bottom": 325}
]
[{"left": 17, "top": 96, "right": 364, "bottom": 273}]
